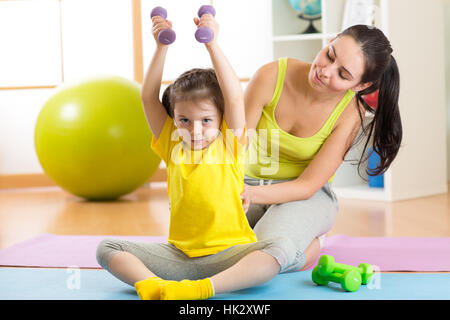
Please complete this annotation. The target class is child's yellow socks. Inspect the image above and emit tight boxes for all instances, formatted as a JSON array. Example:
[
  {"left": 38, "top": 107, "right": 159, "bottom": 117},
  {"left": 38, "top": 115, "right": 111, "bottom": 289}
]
[
  {"left": 161, "top": 278, "right": 214, "bottom": 300},
  {"left": 135, "top": 277, "right": 214, "bottom": 300},
  {"left": 134, "top": 276, "right": 166, "bottom": 300}
]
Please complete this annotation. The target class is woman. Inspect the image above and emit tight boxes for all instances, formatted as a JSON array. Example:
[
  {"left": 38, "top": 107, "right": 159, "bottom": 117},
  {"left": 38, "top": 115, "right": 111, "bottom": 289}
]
[{"left": 239, "top": 24, "right": 402, "bottom": 274}]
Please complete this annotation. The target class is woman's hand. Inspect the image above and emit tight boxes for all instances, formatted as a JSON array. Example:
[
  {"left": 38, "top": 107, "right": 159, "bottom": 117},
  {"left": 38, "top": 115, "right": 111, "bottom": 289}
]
[
  {"left": 193, "top": 14, "right": 219, "bottom": 47},
  {"left": 240, "top": 184, "right": 251, "bottom": 213},
  {"left": 151, "top": 16, "right": 173, "bottom": 47}
]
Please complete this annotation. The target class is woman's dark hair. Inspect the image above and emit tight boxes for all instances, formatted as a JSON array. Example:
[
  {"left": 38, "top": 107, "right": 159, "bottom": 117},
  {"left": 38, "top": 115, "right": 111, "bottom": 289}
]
[
  {"left": 339, "top": 24, "right": 402, "bottom": 178},
  {"left": 162, "top": 68, "right": 224, "bottom": 118}
]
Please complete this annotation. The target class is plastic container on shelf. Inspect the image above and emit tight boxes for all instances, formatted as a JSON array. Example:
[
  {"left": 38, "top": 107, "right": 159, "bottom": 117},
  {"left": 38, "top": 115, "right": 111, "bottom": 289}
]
[{"left": 367, "top": 147, "right": 384, "bottom": 188}]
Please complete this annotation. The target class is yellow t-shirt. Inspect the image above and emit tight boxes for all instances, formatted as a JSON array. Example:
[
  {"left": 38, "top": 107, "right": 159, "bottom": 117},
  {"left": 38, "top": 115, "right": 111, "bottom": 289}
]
[{"left": 151, "top": 115, "right": 257, "bottom": 257}]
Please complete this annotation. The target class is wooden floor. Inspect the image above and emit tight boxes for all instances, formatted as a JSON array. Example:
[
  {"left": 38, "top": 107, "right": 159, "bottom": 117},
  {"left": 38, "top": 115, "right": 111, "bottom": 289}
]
[{"left": 0, "top": 182, "right": 449, "bottom": 249}]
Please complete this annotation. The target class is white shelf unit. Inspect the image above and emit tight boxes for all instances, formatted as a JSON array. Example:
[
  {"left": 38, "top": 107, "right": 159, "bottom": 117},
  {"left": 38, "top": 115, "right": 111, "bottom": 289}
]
[
  {"left": 271, "top": 0, "right": 448, "bottom": 201},
  {"left": 272, "top": 0, "right": 382, "bottom": 61}
]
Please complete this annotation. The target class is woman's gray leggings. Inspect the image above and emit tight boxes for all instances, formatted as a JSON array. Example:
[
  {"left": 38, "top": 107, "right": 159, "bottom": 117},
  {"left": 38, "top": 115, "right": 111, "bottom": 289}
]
[
  {"left": 242, "top": 176, "right": 339, "bottom": 273},
  {"left": 96, "top": 176, "right": 338, "bottom": 280}
]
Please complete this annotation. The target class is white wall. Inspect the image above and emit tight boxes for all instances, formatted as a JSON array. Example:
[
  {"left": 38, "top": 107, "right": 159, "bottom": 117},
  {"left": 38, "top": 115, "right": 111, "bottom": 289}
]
[
  {"left": 387, "top": 0, "right": 448, "bottom": 200},
  {"left": 0, "top": 0, "right": 272, "bottom": 175},
  {"left": 445, "top": 0, "right": 450, "bottom": 182}
]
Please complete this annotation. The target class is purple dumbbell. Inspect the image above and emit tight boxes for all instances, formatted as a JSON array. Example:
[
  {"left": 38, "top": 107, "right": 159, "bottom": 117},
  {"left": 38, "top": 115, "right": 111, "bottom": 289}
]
[
  {"left": 195, "top": 5, "right": 216, "bottom": 43},
  {"left": 150, "top": 7, "right": 176, "bottom": 45}
]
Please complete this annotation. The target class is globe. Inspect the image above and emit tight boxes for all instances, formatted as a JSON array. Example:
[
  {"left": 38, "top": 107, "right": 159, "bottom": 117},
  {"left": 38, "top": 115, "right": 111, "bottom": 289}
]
[
  {"left": 288, "top": 0, "right": 322, "bottom": 34},
  {"left": 289, "top": 0, "right": 321, "bottom": 17}
]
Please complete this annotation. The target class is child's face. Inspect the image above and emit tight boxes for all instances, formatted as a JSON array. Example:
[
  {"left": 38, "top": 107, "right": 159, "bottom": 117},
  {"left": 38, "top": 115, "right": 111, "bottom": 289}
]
[{"left": 173, "top": 99, "right": 222, "bottom": 150}]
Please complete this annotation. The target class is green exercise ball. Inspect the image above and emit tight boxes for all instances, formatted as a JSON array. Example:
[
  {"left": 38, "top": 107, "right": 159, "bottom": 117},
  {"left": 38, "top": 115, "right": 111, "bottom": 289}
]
[{"left": 35, "top": 76, "right": 161, "bottom": 201}]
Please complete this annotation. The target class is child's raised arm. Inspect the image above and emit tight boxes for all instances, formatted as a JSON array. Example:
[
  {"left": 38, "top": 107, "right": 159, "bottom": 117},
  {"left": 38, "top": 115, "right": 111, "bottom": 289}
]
[
  {"left": 140, "top": 16, "right": 172, "bottom": 140},
  {"left": 194, "top": 13, "right": 245, "bottom": 140}
]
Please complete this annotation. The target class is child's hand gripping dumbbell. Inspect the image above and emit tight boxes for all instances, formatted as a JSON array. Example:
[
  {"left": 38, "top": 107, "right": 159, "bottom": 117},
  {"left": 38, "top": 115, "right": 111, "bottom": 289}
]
[
  {"left": 151, "top": 6, "right": 176, "bottom": 45},
  {"left": 151, "top": 5, "right": 216, "bottom": 45},
  {"left": 194, "top": 5, "right": 216, "bottom": 43}
]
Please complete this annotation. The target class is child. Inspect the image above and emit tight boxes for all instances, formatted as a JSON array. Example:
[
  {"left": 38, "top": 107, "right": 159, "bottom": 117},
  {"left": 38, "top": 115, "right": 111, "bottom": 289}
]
[{"left": 96, "top": 10, "right": 279, "bottom": 300}]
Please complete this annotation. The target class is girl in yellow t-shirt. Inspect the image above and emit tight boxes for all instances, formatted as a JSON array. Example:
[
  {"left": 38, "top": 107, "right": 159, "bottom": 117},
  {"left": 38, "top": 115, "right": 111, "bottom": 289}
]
[{"left": 96, "top": 10, "right": 279, "bottom": 300}]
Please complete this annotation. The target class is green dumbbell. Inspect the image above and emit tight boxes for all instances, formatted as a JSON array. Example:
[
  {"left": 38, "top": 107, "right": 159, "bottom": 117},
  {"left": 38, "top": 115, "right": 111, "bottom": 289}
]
[
  {"left": 317, "top": 255, "right": 374, "bottom": 285},
  {"left": 312, "top": 266, "right": 362, "bottom": 292}
]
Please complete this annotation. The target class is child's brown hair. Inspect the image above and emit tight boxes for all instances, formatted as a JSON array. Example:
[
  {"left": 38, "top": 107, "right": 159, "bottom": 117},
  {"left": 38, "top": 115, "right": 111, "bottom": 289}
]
[{"left": 161, "top": 68, "right": 224, "bottom": 118}]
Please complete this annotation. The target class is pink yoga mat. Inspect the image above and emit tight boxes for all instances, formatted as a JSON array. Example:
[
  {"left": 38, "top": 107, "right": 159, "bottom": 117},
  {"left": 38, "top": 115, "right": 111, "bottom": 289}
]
[
  {"left": 0, "top": 234, "right": 166, "bottom": 269},
  {"left": 306, "top": 235, "right": 450, "bottom": 272},
  {"left": 0, "top": 234, "right": 449, "bottom": 271}
]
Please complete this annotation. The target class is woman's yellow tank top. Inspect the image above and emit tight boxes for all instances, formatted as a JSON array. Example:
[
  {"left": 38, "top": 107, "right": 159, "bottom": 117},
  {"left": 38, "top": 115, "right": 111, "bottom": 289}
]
[{"left": 245, "top": 57, "right": 355, "bottom": 182}]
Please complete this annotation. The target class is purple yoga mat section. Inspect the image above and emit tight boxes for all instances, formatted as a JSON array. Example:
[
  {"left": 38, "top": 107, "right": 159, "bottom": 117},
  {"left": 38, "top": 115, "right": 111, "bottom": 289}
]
[
  {"left": 305, "top": 235, "right": 450, "bottom": 272},
  {"left": 0, "top": 234, "right": 166, "bottom": 269},
  {"left": 0, "top": 234, "right": 449, "bottom": 271}
]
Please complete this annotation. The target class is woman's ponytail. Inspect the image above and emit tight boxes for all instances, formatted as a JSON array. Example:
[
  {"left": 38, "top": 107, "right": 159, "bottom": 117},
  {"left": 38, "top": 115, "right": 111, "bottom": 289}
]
[
  {"left": 369, "top": 56, "right": 402, "bottom": 176},
  {"left": 340, "top": 25, "right": 403, "bottom": 178}
]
